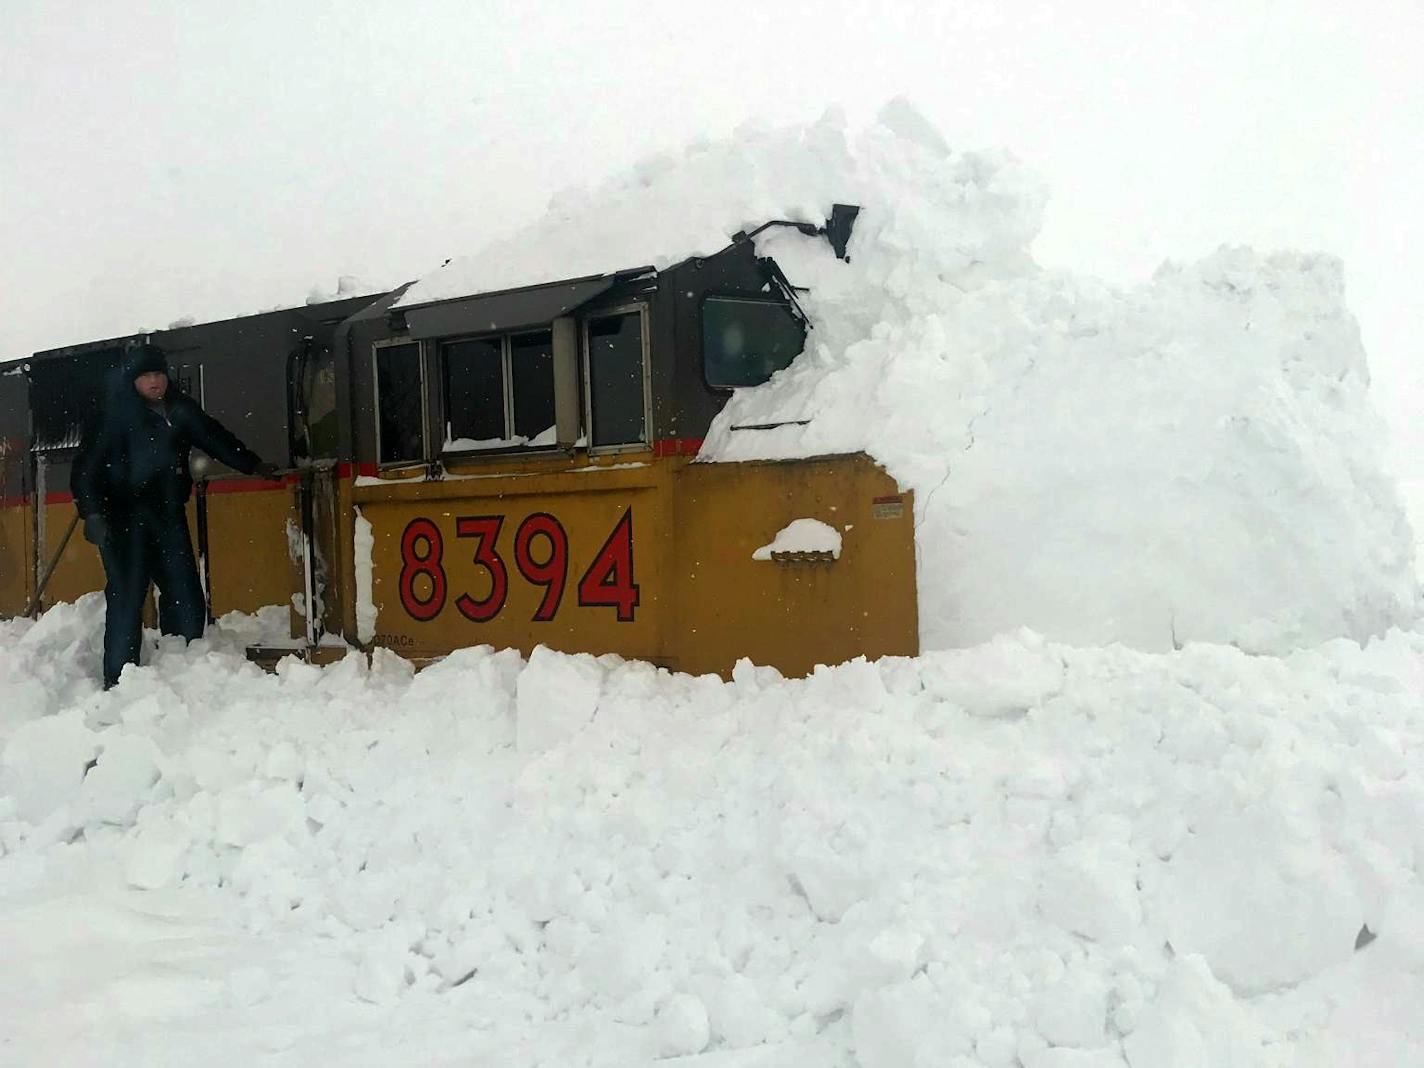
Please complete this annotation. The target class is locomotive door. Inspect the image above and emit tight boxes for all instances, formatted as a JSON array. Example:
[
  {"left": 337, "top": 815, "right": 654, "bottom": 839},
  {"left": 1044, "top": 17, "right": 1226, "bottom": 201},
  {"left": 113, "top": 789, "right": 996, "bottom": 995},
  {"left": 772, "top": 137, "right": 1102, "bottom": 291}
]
[{"left": 287, "top": 338, "right": 342, "bottom": 646}]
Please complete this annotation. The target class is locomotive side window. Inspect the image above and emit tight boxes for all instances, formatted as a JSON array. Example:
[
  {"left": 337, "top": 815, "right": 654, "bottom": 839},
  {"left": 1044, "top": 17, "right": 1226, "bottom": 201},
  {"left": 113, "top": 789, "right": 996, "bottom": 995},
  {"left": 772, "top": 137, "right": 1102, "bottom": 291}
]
[
  {"left": 586, "top": 310, "right": 647, "bottom": 448},
  {"left": 702, "top": 296, "right": 806, "bottom": 389},
  {"left": 510, "top": 332, "right": 556, "bottom": 443},
  {"left": 443, "top": 337, "right": 503, "bottom": 445},
  {"left": 171, "top": 363, "right": 204, "bottom": 404},
  {"left": 441, "top": 330, "right": 556, "bottom": 451},
  {"left": 29, "top": 352, "right": 118, "bottom": 451},
  {"left": 374, "top": 342, "right": 426, "bottom": 465},
  {"left": 305, "top": 350, "right": 340, "bottom": 459}
]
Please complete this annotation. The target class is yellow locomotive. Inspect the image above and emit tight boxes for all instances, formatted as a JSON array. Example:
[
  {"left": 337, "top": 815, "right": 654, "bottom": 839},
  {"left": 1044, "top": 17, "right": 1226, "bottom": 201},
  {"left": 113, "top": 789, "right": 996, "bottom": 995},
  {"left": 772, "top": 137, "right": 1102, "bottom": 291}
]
[{"left": 0, "top": 208, "right": 917, "bottom": 676}]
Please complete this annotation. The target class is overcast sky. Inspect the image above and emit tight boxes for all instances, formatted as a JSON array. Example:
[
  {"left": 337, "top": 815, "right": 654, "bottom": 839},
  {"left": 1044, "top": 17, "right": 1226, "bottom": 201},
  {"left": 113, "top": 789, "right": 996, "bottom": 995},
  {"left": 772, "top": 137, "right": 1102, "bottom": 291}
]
[{"left": 2, "top": 0, "right": 1419, "bottom": 463}]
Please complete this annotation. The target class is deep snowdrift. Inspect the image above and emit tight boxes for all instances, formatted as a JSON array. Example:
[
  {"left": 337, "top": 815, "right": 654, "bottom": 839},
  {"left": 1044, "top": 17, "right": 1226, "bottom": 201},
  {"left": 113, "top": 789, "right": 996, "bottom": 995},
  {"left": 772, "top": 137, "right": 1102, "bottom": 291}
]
[
  {"left": 3, "top": 599, "right": 1422, "bottom": 1066},
  {"left": 403, "top": 102, "right": 1420, "bottom": 652}
]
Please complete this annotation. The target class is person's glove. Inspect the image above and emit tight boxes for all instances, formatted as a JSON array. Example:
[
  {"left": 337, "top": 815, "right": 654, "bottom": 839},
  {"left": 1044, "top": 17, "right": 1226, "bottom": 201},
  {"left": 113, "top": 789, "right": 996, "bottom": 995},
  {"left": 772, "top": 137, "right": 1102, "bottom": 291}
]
[
  {"left": 82, "top": 514, "right": 108, "bottom": 547},
  {"left": 253, "top": 461, "right": 282, "bottom": 481}
]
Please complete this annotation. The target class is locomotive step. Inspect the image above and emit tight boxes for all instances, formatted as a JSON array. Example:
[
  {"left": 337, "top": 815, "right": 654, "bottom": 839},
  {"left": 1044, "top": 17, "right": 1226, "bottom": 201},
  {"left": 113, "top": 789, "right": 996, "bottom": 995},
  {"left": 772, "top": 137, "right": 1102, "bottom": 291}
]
[{"left": 245, "top": 644, "right": 356, "bottom": 671}]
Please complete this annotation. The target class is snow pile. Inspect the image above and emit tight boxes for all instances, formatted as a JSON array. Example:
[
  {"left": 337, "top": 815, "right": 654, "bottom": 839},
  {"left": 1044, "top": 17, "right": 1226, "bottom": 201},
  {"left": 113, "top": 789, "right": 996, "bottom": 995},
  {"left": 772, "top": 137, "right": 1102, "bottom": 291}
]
[
  {"left": 696, "top": 107, "right": 1420, "bottom": 652},
  {"left": 391, "top": 101, "right": 1023, "bottom": 308},
  {"left": 402, "top": 100, "right": 1418, "bottom": 651},
  {"left": 725, "top": 233, "right": 1421, "bottom": 652},
  {"left": 3, "top": 597, "right": 1423, "bottom": 1065},
  {"left": 305, "top": 274, "right": 378, "bottom": 306}
]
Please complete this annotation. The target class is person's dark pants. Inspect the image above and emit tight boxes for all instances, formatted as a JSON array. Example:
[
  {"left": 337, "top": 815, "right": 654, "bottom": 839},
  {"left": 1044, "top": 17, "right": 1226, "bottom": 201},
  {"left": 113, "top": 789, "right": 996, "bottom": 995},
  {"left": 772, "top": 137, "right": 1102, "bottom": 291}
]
[{"left": 98, "top": 503, "right": 207, "bottom": 688}]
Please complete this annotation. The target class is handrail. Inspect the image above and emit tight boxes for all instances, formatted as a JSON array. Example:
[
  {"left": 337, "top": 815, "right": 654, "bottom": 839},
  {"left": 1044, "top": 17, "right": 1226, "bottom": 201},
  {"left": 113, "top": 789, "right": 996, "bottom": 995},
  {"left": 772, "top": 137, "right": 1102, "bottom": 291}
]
[{"left": 24, "top": 512, "right": 80, "bottom": 618}]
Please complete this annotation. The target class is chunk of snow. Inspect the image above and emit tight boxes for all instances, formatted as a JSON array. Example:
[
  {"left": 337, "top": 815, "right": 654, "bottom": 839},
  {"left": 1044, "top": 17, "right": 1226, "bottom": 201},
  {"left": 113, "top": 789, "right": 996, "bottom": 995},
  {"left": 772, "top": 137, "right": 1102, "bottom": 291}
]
[
  {"left": 1038, "top": 840, "right": 1142, "bottom": 946},
  {"left": 124, "top": 820, "right": 191, "bottom": 890},
  {"left": 751, "top": 518, "right": 843, "bottom": 560},
  {"left": 788, "top": 850, "right": 869, "bottom": 922},
  {"left": 353, "top": 510, "right": 377, "bottom": 644},
  {"left": 1122, "top": 957, "right": 1274, "bottom": 1068},
  {"left": 0, "top": 712, "right": 98, "bottom": 823},
  {"left": 656, "top": 993, "right": 711, "bottom": 1057},
  {"left": 515, "top": 645, "right": 603, "bottom": 753},
  {"left": 79, "top": 735, "right": 162, "bottom": 825},
  {"left": 1034, "top": 968, "right": 1110, "bottom": 1049},
  {"left": 1153, "top": 803, "right": 1365, "bottom": 994},
  {"left": 917, "top": 631, "right": 1064, "bottom": 717},
  {"left": 215, "top": 784, "right": 304, "bottom": 847},
  {"left": 1022, "top": 1050, "right": 1127, "bottom": 1068}
]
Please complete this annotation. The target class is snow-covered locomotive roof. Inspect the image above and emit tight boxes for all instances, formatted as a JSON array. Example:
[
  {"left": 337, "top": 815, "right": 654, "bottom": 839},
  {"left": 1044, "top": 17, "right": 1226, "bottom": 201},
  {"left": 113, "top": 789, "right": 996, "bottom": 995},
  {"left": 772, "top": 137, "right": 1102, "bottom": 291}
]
[
  {"left": 395, "top": 241, "right": 670, "bottom": 310},
  {"left": 394, "top": 224, "right": 777, "bottom": 312},
  {"left": 389, "top": 128, "right": 871, "bottom": 311}
]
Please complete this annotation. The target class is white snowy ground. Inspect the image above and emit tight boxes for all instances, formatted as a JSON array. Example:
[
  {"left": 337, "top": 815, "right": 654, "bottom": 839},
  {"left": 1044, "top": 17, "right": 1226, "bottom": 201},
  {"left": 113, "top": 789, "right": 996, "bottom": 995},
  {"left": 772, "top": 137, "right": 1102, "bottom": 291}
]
[{"left": 3, "top": 597, "right": 1423, "bottom": 1067}]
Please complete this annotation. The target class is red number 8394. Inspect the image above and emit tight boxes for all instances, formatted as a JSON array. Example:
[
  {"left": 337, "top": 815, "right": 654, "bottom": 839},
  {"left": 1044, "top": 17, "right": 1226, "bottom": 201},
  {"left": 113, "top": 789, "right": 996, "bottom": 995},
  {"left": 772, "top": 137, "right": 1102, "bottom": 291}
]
[{"left": 398, "top": 508, "right": 640, "bottom": 624}]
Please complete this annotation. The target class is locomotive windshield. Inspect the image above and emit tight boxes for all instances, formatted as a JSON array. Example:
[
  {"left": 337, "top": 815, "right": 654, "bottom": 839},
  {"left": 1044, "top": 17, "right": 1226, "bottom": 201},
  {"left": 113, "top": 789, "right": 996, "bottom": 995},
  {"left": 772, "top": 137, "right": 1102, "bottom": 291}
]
[{"left": 702, "top": 296, "right": 805, "bottom": 389}]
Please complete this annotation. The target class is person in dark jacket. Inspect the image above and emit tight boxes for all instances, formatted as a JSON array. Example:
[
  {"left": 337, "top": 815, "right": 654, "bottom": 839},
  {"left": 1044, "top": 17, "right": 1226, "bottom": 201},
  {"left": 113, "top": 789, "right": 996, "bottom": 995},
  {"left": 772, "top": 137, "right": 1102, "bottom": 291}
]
[{"left": 72, "top": 343, "right": 278, "bottom": 688}]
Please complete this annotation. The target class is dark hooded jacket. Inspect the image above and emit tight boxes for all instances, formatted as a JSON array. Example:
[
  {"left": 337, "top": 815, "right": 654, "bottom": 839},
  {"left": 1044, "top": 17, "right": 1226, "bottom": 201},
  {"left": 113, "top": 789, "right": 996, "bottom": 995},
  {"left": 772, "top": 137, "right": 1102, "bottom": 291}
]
[{"left": 71, "top": 346, "right": 262, "bottom": 519}]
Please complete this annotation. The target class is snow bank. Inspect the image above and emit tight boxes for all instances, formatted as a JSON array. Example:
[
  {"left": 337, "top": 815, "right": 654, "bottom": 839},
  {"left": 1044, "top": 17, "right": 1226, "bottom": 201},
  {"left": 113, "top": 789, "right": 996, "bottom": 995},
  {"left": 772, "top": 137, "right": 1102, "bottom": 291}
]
[
  {"left": 3, "top": 597, "right": 1422, "bottom": 1065},
  {"left": 700, "top": 106, "right": 1419, "bottom": 652},
  {"left": 404, "top": 100, "right": 1418, "bottom": 651}
]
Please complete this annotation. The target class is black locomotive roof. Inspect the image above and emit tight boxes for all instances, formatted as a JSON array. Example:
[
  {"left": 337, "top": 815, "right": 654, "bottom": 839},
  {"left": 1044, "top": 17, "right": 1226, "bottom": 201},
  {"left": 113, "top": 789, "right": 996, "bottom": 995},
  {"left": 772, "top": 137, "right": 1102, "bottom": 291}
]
[{"left": 27, "top": 292, "right": 385, "bottom": 365}]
